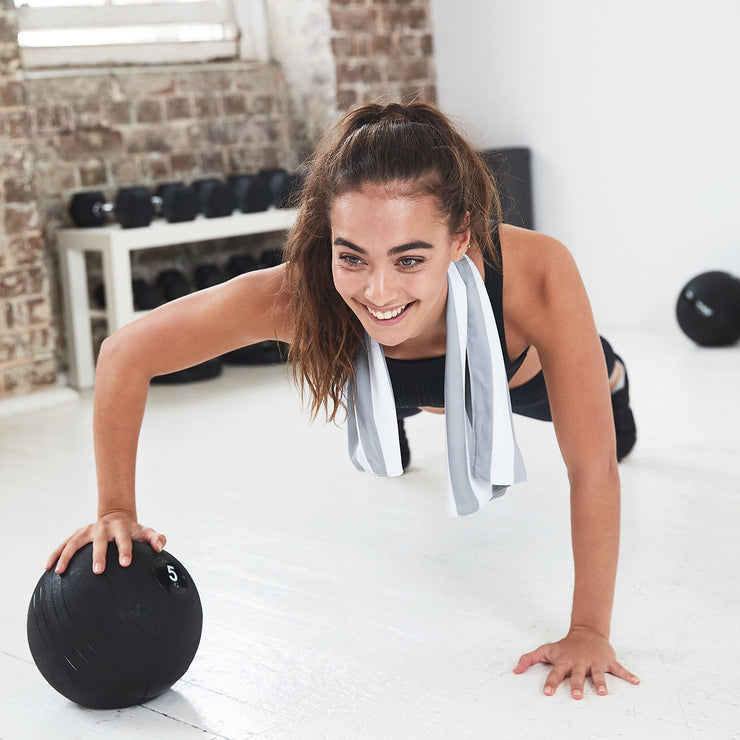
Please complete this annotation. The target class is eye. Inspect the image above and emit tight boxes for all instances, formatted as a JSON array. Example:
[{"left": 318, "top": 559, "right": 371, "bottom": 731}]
[
  {"left": 339, "top": 253, "right": 364, "bottom": 266},
  {"left": 398, "top": 257, "right": 423, "bottom": 269}
]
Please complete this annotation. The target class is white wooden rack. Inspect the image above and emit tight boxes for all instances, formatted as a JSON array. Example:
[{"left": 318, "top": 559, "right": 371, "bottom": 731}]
[{"left": 57, "top": 208, "right": 298, "bottom": 389}]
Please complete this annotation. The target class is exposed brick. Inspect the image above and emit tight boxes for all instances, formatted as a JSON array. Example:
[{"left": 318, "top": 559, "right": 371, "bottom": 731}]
[
  {"left": 387, "top": 58, "right": 431, "bottom": 83},
  {"left": 108, "top": 100, "right": 133, "bottom": 125},
  {"left": 26, "top": 296, "right": 51, "bottom": 323},
  {"left": 33, "top": 104, "right": 69, "bottom": 134},
  {"left": 372, "top": 34, "right": 393, "bottom": 55},
  {"left": 166, "top": 97, "right": 191, "bottom": 121},
  {"left": 0, "top": 80, "right": 24, "bottom": 107},
  {"left": 79, "top": 161, "right": 108, "bottom": 188},
  {"left": 109, "top": 157, "right": 139, "bottom": 186},
  {"left": 380, "top": 6, "right": 429, "bottom": 31},
  {"left": 421, "top": 32, "right": 434, "bottom": 55},
  {"left": 32, "top": 161, "right": 77, "bottom": 196},
  {"left": 0, "top": 43, "right": 20, "bottom": 71},
  {"left": 30, "top": 357, "right": 57, "bottom": 388},
  {"left": 127, "top": 128, "right": 173, "bottom": 154},
  {"left": 194, "top": 95, "right": 219, "bottom": 119},
  {"left": 330, "top": 7, "right": 378, "bottom": 33},
  {"left": 0, "top": 300, "right": 11, "bottom": 331},
  {"left": 70, "top": 97, "right": 103, "bottom": 129},
  {"left": 335, "top": 61, "right": 382, "bottom": 85},
  {"left": 0, "top": 12, "right": 18, "bottom": 43},
  {"left": 1, "top": 109, "right": 31, "bottom": 140},
  {"left": 57, "top": 128, "right": 124, "bottom": 159},
  {"left": 222, "top": 94, "right": 247, "bottom": 116},
  {"left": 0, "top": 333, "right": 19, "bottom": 362},
  {"left": 337, "top": 88, "right": 358, "bottom": 110},
  {"left": 4, "top": 174, "right": 34, "bottom": 203},
  {"left": 136, "top": 100, "right": 162, "bottom": 124},
  {"left": 0, "top": 147, "right": 28, "bottom": 177},
  {"left": 140, "top": 153, "right": 170, "bottom": 182},
  {"left": 8, "top": 234, "right": 43, "bottom": 266},
  {"left": 4, "top": 204, "right": 39, "bottom": 235},
  {"left": 331, "top": 36, "right": 356, "bottom": 59},
  {"left": 250, "top": 95, "right": 274, "bottom": 115},
  {"left": 170, "top": 152, "right": 198, "bottom": 175},
  {"left": 200, "top": 150, "right": 225, "bottom": 174},
  {"left": 0, "top": 269, "right": 38, "bottom": 299}
]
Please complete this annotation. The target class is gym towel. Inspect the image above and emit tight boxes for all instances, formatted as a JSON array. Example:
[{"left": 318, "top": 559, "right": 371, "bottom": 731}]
[{"left": 345, "top": 254, "right": 526, "bottom": 516}]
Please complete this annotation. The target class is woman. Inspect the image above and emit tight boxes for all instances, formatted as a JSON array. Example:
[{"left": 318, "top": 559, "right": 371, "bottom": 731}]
[{"left": 48, "top": 102, "right": 639, "bottom": 699}]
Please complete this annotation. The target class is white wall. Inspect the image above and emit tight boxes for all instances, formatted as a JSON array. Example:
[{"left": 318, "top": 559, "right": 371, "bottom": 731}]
[{"left": 429, "top": 0, "right": 740, "bottom": 330}]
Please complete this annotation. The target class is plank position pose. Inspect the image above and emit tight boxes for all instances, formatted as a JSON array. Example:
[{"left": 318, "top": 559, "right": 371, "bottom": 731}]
[{"left": 48, "top": 102, "right": 639, "bottom": 699}]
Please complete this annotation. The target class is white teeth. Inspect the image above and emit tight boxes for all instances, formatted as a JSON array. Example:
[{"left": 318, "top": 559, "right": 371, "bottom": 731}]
[{"left": 367, "top": 304, "right": 407, "bottom": 320}]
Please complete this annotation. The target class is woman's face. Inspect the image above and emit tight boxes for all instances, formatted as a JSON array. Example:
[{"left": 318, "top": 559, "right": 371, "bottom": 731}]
[{"left": 330, "top": 184, "right": 469, "bottom": 352}]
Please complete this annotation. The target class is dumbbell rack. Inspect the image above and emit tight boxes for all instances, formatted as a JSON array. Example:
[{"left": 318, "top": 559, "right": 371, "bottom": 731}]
[{"left": 57, "top": 209, "right": 298, "bottom": 390}]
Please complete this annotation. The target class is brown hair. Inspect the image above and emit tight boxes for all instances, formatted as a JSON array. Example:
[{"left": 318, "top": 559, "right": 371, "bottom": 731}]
[{"left": 284, "top": 102, "right": 503, "bottom": 422}]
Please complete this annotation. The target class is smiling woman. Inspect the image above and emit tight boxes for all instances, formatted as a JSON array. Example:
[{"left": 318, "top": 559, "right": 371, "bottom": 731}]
[{"left": 47, "top": 101, "right": 639, "bottom": 701}]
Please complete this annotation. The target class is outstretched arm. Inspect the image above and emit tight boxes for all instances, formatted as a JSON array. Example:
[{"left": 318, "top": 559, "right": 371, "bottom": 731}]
[
  {"left": 47, "top": 264, "right": 293, "bottom": 575},
  {"left": 502, "top": 228, "right": 639, "bottom": 698}
]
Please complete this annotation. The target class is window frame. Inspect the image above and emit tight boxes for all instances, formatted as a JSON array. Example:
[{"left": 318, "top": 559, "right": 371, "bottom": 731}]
[{"left": 14, "top": 0, "right": 269, "bottom": 69}]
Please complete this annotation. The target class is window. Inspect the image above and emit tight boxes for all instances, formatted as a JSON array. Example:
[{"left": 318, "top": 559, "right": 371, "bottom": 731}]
[{"left": 14, "top": 0, "right": 269, "bottom": 68}]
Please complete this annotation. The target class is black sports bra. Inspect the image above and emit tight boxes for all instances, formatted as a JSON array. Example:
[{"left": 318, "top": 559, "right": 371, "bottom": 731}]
[{"left": 386, "top": 225, "right": 528, "bottom": 409}]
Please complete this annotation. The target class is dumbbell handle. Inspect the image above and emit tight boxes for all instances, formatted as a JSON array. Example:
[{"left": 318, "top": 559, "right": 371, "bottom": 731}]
[
  {"left": 92, "top": 202, "right": 114, "bottom": 217},
  {"left": 92, "top": 195, "right": 163, "bottom": 216}
]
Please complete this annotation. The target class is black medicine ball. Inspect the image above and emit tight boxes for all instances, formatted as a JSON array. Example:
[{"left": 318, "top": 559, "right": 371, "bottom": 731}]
[
  {"left": 675, "top": 271, "right": 740, "bottom": 347},
  {"left": 27, "top": 541, "right": 202, "bottom": 709}
]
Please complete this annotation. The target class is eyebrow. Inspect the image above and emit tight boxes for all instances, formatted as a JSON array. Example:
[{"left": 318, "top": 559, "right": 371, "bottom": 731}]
[{"left": 333, "top": 237, "right": 435, "bottom": 256}]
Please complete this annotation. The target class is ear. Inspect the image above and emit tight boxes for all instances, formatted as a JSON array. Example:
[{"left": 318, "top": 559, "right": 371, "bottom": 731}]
[{"left": 451, "top": 212, "right": 471, "bottom": 261}]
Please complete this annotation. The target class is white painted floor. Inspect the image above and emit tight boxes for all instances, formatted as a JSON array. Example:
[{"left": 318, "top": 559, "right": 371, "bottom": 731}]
[{"left": 1, "top": 328, "right": 739, "bottom": 740}]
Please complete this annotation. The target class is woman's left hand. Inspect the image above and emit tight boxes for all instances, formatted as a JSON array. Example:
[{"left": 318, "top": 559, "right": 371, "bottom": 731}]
[{"left": 513, "top": 626, "right": 640, "bottom": 699}]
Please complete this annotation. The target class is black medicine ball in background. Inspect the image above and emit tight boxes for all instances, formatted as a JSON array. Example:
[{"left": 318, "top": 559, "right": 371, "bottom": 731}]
[
  {"left": 27, "top": 541, "right": 202, "bottom": 709},
  {"left": 676, "top": 271, "right": 740, "bottom": 347}
]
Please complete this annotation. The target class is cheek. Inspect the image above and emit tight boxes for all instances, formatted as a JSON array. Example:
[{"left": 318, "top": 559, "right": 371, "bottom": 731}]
[{"left": 331, "top": 265, "right": 356, "bottom": 304}]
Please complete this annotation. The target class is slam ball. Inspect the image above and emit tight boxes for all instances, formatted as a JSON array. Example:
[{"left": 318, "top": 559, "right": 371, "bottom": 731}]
[
  {"left": 27, "top": 541, "right": 202, "bottom": 709},
  {"left": 676, "top": 271, "right": 740, "bottom": 346}
]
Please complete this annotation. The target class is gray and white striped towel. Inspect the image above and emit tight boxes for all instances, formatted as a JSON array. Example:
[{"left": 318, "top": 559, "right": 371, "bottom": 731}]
[{"left": 345, "top": 254, "right": 526, "bottom": 516}]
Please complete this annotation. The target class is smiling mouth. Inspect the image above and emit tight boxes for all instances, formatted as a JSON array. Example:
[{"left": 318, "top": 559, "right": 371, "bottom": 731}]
[{"left": 366, "top": 303, "right": 410, "bottom": 320}]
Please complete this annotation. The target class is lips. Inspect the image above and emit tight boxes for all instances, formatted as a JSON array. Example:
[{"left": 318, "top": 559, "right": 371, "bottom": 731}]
[{"left": 366, "top": 303, "right": 408, "bottom": 320}]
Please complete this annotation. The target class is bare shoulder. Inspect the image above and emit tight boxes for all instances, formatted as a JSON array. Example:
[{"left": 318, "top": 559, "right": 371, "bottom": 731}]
[
  {"left": 498, "top": 224, "right": 585, "bottom": 345},
  {"left": 226, "top": 262, "right": 294, "bottom": 342}
]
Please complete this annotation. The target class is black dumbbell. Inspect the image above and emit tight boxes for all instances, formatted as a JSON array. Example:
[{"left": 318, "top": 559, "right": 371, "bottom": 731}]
[
  {"left": 149, "top": 267, "right": 223, "bottom": 384},
  {"left": 228, "top": 173, "right": 271, "bottom": 213},
  {"left": 154, "top": 182, "right": 198, "bottom": 223},
  {"left": 226, "top": 253, "right": 259, "bottom": 277},
  {"left": 193, "top": 263, "right": 228, "bottom": 291},
  {"left": 93, "top": 278, "right": 163, "bottom": 311},
  {"left": 259, "top": 247, "right": 283, "bottom": 269},
  {"left": 70, "top": 188, "right": 155, "bottom": 229},
  {"left": 192, "top": 178, "right": 236, "bottom": 218},
  {"left": 155, "top": 268, "right": 191, "bottom": 302},
  {"left": 222, "top": 341, "right": 288, "bottom": 366}
]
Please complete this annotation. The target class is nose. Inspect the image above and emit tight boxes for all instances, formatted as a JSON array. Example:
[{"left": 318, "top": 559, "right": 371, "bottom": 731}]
[{"left": 363, "top": 265, "right": 398, "bottom": 307}]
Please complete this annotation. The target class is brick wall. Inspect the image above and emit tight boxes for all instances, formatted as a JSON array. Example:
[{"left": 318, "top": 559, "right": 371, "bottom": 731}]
[
  {"left": 330, "top": 0, "right": 437, "bottom": 109},
  {"left": 0, "top": 0, "right": 438, "bottom": 401},
  {"left": 0, "top": 1, "right": 56, "bottom": 396}
]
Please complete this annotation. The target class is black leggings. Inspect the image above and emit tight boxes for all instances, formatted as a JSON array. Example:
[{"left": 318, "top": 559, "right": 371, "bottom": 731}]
[{"left": 396, "top": 336, "right": 618, "bottom": 424}]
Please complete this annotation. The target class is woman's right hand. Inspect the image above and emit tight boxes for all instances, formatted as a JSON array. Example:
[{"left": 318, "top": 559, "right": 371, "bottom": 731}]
[{"left": 46, "top": 511, "right": 167, "bottom": 575}]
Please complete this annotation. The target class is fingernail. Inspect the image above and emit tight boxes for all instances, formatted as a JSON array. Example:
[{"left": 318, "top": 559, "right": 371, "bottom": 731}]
[
  {"left": 632, "top": 677, "right": 641, "bottom": 684},
  {"left": 598, "top": 686, "right": 607, "bottom": 695},
  {"left": 544, "top": 687, "right": 553, "bottom": 696},
  {"left": 573, "top": 689, "right": 582, "bottom": 699},
  {"left": 121, "top": 556, "right": 131, "bottom": 566},
  {"left": 93, "top": 562, "right": 103, "bottom": 574}
]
